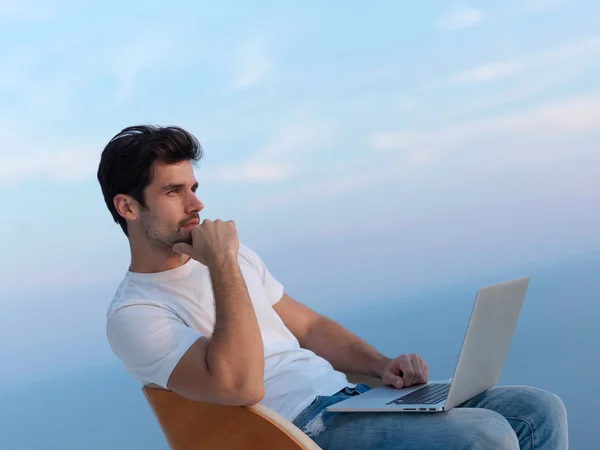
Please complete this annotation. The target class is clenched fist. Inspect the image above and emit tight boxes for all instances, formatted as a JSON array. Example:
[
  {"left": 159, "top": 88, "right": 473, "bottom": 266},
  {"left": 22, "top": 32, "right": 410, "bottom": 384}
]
[
  {"left": 172, "top": 219, "right": 239, "bottom": 268},
  {"left": 381, "top": 353, "right": 429, "bottom": 389}
]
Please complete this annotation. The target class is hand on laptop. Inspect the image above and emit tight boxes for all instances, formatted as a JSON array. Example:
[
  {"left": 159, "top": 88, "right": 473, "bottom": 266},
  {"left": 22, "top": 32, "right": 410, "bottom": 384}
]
[{"left": 380, "top": 353, "right": 429, "bottom": 389}]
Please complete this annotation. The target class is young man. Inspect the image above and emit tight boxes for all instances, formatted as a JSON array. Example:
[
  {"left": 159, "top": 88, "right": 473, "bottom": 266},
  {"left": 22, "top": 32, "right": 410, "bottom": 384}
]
[{"left": 98, "top": 125, "right": 568, "bottom": 449}]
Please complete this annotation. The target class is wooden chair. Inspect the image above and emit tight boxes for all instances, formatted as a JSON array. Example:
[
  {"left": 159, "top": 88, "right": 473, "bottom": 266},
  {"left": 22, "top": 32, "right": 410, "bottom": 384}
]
[{"left": 142, "top": 374, "right": 382, "bottom": 450}]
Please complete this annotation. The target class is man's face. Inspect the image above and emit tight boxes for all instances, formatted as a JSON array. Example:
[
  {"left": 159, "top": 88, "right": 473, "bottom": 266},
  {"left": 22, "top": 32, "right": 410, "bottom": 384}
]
[{"left": 136, "top": 160, "right": 204, "bottom": 250}]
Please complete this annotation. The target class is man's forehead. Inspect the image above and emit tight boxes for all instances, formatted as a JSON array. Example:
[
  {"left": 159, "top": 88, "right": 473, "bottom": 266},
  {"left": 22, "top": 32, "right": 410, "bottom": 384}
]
[{"left": 151, "top": 161, "right": 197, "bottom": 186}]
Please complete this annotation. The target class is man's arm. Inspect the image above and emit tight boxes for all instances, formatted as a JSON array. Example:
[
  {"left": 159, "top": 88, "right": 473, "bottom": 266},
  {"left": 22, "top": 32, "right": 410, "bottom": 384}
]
[
  {"left": 168, "top": 255, "right": 265, "bottom": 405},
  {"left": 273, "top": 293, "right": 391, "bottom": 378},
  {"left": 168, "top": 220, "right": 265, "bottom": 405}
]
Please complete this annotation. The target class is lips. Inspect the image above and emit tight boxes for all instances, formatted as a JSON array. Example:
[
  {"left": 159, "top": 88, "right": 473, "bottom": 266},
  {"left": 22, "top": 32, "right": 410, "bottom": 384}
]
[{"left": 181, "top": 219, "right": 199, "bottom": 229}]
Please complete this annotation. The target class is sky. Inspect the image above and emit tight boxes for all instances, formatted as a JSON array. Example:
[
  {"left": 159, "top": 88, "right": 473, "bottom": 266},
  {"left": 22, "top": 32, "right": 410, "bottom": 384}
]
[{"left": 0, "top": 0, "right": 599, "bottom": 386}]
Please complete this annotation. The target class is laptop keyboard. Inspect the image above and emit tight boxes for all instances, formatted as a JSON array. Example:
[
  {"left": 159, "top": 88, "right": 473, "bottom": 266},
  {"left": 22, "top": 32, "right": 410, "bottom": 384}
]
[{"left": 386, "top": 383, "right": 450, "bottom": 405}]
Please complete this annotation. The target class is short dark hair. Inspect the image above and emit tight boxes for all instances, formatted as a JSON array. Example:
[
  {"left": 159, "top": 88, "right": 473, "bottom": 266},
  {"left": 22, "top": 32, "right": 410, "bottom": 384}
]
[{"left": 97, "top": 125, "right": 203, "bottom": 236}]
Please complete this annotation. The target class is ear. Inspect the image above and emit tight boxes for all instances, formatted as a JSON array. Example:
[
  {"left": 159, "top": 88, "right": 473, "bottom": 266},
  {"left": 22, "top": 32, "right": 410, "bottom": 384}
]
[{"left": 113, "top": 194, "right": 139, "bottom": 221}]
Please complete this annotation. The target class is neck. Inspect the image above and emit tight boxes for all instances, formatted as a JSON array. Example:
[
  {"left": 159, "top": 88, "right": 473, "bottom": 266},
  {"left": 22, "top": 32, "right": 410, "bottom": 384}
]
[{"left": 128, "top": 235, "right": 190, "bottom": 274}]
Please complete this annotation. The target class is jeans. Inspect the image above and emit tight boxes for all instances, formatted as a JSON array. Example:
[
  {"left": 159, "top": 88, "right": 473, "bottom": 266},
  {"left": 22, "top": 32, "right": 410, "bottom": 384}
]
[{"left": 292, "top": 384, "right": 568, "bottom": 449}]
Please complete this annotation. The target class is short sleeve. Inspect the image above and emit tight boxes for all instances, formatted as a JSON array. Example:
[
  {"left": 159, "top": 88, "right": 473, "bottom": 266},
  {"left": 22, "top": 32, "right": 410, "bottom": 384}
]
[
  {"left": 106, "top": 303, "right": 203, "bottom": 388},
  {"left": 239, "top": 243, "right": 284, "bottom": 305}
]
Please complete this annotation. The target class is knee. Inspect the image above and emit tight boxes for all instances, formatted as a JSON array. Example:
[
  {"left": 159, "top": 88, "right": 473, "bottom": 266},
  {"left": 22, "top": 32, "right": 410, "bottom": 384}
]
[
  {"left": 506, "top": 386, "right": 568, "bottom": 426},
  {"left": 447, "top": 409, "right": 518, "bottom": 449},
  {"left": 468, "top": 410, "right": 520, "bottom": 450},
  {"left": 534, "top": 387, "right": 567, "bottom": 420}
]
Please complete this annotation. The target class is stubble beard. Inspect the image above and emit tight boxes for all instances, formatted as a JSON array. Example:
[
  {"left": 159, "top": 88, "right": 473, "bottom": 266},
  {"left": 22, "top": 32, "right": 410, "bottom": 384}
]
[{"left": 140, "top": 212, "right": 192, "bottom": 252}]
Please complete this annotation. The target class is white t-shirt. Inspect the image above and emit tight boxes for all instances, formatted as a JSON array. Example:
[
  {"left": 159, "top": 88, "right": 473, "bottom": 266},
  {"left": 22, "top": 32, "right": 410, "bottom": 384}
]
[{"left": 106, "top": 243, "right": 350, "bottom": 421}]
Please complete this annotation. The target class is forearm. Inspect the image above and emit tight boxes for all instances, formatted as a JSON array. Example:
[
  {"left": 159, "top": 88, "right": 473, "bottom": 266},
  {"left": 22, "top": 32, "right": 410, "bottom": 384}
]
[
  {"left": 206, "top": 255, "right": 264, "bottom": 391},
  {"left": 301, "top": 315, "right": 391, "bottom": 378}
]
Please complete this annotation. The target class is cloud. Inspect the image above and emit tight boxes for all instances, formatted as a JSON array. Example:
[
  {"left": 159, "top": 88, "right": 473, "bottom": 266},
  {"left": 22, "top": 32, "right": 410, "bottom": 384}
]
[
  {"left": 451, "top": 34, "right": 600, "bottom": 89},
  {"left": 0, "top": 24, "right": 183, "bottom": 118},
  {"left": 510, "top": 0, "right": 566, "bottom": 16},
  {"left": 436, "top": 7, "right": 484, "bottom": 30},
  {"left": 99, "top": 30, "right": 181, "bottom": 105},
  {"left": 0, "top": 24, "right": 187, "bottom": 188},
  {"left": 255, "top": 124, "right": 335, "bottom": 159},
  {"left": 252, "top": 94, "right": 600, "bottom": 209},
  {"left": 209, "top": 163, "right": 292, "bottom": 183},
  {"left": 249, "top": 172, "right": 377, "bottom": 211},
  {"left": 206, "top": 123, "right": 337, "bottom": 184},
  {"left": 0, "top": 147, "right": 99, "bottom": 186},
  {"left": 0, "top": 40, "right": 82, "bottom": 121},
  {"left": 453, "top": 62, "right": 521, "bottom": 83},
  {"left": 370, "top": 94, "right": 600, "bottom": 161},
  {"left": 0, "top": 0, "right": 49, "bottom": 21},
  {"left": 229, "top": 37, "right": 272, "bottom": 90}
]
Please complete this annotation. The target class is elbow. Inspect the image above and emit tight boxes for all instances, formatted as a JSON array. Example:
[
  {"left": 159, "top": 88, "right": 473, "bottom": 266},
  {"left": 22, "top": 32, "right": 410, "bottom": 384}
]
[
  {"left": 180, "top": 378, "right": 265, "bottom": 406},
  {"left": 210, "top": 373, "right": 265, "bottom": 406},
  {"left": 215, "top": 367, "right": 265, "bottom": 406},
  {"left": 227, "top": 376, "right": 265, "bottom": 405},
  {"left": 207, "top": 360, "right": 265, "bottom": 405},
  {"left": 238, "top": 383, "right": 265, "bottom": 406}
]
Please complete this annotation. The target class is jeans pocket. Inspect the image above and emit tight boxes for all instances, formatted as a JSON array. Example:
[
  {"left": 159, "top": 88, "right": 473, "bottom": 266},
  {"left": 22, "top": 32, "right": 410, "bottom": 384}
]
[{"left": 292, "top": 396, "right": 327, "bottom": 428}]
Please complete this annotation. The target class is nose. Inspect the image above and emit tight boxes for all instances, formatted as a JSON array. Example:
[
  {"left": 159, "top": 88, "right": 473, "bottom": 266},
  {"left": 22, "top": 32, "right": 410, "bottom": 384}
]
[{"left": 185, "top": 192, "right": 204, "bottom": 214}]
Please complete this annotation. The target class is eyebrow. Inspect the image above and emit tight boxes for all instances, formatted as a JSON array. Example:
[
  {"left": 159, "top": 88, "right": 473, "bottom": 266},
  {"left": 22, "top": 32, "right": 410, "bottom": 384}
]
[{"left": 161, "top": 182, "right": 199, "bottom": 191}]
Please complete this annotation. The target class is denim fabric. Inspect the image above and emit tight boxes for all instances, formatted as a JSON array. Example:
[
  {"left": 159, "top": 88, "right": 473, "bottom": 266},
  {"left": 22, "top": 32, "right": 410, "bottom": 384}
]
[{"left": 292, "top": 384, "right": 568, "bottom": 449}]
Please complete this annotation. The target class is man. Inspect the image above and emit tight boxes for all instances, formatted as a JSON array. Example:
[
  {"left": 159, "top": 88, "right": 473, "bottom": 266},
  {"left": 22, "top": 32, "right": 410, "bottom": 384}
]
[{"left": 99, "top": 125, "right": 568, "bottom": 449}]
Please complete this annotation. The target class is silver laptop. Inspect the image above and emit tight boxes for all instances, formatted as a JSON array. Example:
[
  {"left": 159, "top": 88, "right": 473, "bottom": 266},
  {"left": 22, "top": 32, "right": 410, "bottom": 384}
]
[{"left": 327, "top": 276, "right": 530, "bottom": 413}]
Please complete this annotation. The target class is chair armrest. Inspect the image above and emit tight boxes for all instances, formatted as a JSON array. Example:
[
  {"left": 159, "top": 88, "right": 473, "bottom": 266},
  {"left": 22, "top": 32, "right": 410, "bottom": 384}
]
[
  {"left": 142, "top": 373, "right": 380, "bottom": 449},
  {"left": 249, "top": 403, "right": 322, "bottom": 450},
  {"left": 142, "top": 386, "right": 321, "bottom": 450}
]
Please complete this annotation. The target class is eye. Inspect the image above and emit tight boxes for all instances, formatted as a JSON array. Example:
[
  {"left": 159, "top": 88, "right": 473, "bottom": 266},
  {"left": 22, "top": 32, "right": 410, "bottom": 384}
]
[{"left": 167, "top": 189, "right": 180, "bottom": 195}]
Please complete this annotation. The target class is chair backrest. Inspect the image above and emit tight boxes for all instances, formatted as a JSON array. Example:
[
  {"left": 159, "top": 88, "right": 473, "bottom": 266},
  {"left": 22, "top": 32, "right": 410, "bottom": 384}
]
[
  {"left": 142, "top": 386, "right": 318, "bottom": 450},
  {"left": 142, "top": 374, "right": 380, "bottom": 449}
]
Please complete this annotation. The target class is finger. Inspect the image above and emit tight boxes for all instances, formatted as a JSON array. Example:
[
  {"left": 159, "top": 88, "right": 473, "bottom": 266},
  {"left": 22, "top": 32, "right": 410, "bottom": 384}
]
[
  {"left": 400, "top": 357, "right": 415, "bottom": 387},
  {"left": 172, "top": 243, "right": 193, "bottom": 255},
  {"left": 410, "top": 354, "right": 425, "bottom": 384},
  {"left": 382, "top": 370, "right": 404, "bottom": 389},
  {"left": 415, "top": 354, "right": 428, "bottom": 384}
]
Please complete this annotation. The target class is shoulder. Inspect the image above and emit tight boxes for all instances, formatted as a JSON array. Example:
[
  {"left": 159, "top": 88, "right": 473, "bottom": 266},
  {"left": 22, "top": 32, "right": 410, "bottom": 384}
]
[
  {"left": 104, "top": 271, "right": 204, "bottom": 387},
  {"left": 105, "top": 276, "right": 183, "bottom": 337},
  {"left": 106, "top": 301, "right": 202, "bottom": 388},
  {"left": 237, "top": 242, "right": 278, "bottom": 279},
  {"left": 106, "top": 297, "right": 182, "bottom": 346},
  {"left": 106, "top": 276, "right": 160, "bottom": 316},
  {"left": 238, "top": 242, "right": 270, "bottom": 270}
]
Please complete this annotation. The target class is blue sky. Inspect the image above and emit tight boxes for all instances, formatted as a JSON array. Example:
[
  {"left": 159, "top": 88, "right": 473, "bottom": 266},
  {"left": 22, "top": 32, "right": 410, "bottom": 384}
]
[{"left": 1, "top": 0, "right": 599, "bottom": 386}]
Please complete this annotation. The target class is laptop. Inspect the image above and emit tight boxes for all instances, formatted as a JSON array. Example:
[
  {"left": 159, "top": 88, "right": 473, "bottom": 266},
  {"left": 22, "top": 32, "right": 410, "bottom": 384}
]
[{"left": 327, "top": 276, "right": 530, "bottom": 413}]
